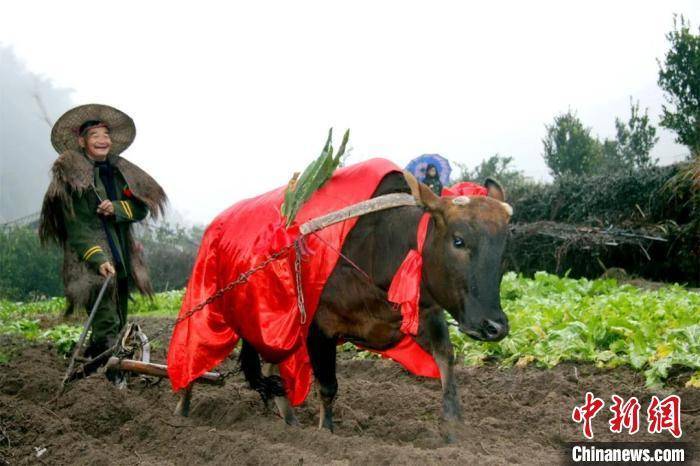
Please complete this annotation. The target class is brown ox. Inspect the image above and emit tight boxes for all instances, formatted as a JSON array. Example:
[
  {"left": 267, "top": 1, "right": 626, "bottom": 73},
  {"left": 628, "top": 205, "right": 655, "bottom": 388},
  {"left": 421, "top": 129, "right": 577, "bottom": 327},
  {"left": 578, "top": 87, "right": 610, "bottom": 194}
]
[{"left": 177, "top": 171, "right": 512, "bottom": 438}]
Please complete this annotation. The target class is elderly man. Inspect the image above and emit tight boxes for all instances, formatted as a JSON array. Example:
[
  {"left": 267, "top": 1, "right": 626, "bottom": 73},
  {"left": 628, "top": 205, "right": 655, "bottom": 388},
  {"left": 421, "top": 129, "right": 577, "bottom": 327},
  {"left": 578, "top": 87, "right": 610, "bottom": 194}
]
[{"left": 39, "top": 104, "right": 167, "bottom": 382}]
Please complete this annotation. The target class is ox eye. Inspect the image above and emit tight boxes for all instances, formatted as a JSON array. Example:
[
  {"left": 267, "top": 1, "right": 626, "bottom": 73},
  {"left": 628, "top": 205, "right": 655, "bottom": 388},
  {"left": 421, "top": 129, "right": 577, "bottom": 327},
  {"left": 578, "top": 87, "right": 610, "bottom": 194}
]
[{"left": 452, "top": 235, "right": 465, "bottom": 248}]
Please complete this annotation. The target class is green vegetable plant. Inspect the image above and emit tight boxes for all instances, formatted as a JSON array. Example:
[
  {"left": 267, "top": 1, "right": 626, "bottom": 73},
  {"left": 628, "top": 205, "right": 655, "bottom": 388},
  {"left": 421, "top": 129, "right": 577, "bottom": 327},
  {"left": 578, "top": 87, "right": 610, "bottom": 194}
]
[{"left": 450, "top": 272, "right": 700, "bottom": 387}]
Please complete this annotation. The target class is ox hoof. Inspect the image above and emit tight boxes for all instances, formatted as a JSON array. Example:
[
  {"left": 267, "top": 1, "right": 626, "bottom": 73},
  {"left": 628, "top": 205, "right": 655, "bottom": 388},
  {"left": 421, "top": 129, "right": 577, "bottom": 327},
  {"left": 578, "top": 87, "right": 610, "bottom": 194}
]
[
  {"left": 174, "top": 403, "right": 190, "bottom": 417},
  {"left": 284, "top": 414, "right": 301, "bottom": 427},
  {"left": 318, "top": 418, "right": 334, "bottom": 433},
  {"left": 174, "top": 390, "right": 192, "bottom": 417},
  {"left": 440, "top": 418, "right": 463, "bottom": 444}
]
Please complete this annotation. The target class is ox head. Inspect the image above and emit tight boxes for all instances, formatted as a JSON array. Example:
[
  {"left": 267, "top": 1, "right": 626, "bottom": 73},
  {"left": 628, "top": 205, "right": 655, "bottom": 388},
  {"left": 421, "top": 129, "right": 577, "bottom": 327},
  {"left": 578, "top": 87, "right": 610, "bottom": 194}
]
[{"left": 404, "top": 171, "right": 511, "bottom": 342}]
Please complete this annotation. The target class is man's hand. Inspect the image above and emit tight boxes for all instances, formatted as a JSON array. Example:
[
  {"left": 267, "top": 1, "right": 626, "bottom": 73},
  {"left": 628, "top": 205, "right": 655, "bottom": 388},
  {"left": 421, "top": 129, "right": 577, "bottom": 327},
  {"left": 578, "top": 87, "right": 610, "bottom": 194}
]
[
  {"left": 99, "top": 261, "right": 116, "bottom": 277},
  {"left": 97, "top": 200, "right": 115, "bottom": 216}
]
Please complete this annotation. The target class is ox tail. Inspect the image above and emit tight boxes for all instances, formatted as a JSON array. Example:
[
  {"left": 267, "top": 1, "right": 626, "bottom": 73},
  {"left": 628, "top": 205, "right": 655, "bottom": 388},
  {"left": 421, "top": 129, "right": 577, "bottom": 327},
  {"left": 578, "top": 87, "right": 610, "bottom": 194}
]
[{"left": 239, "top": 339, "right": 286, "bottom": 404}]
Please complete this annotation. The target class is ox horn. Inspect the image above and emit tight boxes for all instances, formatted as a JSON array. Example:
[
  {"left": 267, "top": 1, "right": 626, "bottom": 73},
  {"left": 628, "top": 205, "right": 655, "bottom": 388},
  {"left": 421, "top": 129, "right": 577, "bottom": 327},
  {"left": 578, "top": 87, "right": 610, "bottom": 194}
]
[{"left": 500, "top": 202, "right": 513, "bottom": 216}]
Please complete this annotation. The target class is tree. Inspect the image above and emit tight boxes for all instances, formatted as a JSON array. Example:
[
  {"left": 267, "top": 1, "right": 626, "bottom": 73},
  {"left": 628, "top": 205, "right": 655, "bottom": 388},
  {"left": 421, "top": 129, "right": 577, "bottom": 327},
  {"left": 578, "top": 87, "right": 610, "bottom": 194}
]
[
  {"left": 459, "top": 154, "right": 525, "bottom": 186},
  {"left": 658, "top": 16, "right": 700, "bottom": 156},
  {"left": 543, "top": 111, "right": 601, "bottom": 177},
  {"left": 601, "top": 99, "right": 659, "bottom": 171},
  {"left": 456, "top": 154, "right": 536, "bottom": 201}
]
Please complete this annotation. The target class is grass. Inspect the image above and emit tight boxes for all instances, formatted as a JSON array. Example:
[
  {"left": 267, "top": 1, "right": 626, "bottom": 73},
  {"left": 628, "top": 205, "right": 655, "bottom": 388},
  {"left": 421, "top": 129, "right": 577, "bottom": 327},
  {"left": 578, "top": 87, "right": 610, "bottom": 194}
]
[{"left": 0, "top": 273, "right": 698, "bottom": 387}]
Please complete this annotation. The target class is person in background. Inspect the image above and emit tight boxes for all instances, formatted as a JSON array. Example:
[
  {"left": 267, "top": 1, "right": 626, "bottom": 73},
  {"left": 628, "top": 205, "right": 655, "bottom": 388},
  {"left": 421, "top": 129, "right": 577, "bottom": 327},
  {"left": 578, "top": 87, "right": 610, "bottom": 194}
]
[
  {"left": 39, "top": 104, "right": 167, "bottom": 385},
  {"left": 422, "top": 163, "right": 443, "bottom": 196}
]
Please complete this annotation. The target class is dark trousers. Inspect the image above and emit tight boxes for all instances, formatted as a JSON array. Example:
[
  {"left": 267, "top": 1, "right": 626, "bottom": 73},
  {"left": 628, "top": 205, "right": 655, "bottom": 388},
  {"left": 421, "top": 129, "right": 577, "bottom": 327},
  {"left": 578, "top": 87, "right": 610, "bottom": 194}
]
[{"left": 85, "top": 277, "right": 129, "bottom": 357}]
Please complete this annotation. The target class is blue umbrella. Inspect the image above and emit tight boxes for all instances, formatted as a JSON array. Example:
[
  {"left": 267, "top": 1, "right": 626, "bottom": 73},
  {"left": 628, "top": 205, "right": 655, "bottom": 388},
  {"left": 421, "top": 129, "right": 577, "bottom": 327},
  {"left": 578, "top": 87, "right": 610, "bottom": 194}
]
[{"left": 405, "top": 154, "right": 452, "bottom": 186}]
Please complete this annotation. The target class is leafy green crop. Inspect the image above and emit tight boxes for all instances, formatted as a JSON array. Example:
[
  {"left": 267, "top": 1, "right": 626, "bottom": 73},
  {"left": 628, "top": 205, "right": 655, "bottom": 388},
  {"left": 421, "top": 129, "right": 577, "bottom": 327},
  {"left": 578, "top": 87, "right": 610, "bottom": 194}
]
[
  {"left": 2, "top": 272, "right": 698, "bottom": 387},
  {"left": 0, "top": 297, "right": 66, "bottom": 318},
  {"left": 450, "top": 272, "right": 700, "bottom": 387},
  {"left": 0, "top": 318, "right": 41, "bottom": 339},
  {"left": 42, "top": 324, "right": 83, "bottom": 355},
  {"left": 129, "top": 289, "right": 184, "bottom": 316},
  {"left": 0, "top": 315, "right": 82, "bottom": 357}
]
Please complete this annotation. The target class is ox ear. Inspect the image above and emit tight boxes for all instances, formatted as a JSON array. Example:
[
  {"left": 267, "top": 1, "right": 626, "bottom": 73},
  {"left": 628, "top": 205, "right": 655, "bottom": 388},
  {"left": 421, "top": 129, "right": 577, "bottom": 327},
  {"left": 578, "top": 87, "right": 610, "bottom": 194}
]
[
  {"left": 485, "top": 177, "right": 513, "bottom": 217},
  {"left": 403, "top": 170, "right": 441, "bottom": 210},
  {"left": 484, "top": 177, "right": 506, "bottom": 202},
  {"left": 402, "top": 170, "right": 446, "bottom": 226}
]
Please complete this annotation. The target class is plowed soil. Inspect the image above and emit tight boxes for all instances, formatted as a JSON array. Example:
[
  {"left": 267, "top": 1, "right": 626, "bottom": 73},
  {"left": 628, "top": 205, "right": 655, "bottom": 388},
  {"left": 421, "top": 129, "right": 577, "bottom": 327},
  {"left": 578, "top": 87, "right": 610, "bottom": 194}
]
[{"left": 1, "top": 318, "right": 697, "bottom": 465}]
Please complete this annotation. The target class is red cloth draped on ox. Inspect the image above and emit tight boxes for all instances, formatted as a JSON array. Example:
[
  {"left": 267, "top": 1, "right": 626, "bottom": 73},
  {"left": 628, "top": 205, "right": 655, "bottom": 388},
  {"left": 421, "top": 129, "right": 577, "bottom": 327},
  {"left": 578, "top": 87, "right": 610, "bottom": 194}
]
[{"left": 168, "top": 158, "right": 445, "bottom": 405}]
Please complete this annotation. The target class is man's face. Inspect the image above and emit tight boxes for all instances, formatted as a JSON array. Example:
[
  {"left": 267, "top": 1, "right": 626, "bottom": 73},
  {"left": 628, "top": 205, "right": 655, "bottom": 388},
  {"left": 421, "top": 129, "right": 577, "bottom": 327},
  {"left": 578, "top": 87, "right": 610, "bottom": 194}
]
[{"left": 78, "top": 126, "right": 112, "bottom": 160}]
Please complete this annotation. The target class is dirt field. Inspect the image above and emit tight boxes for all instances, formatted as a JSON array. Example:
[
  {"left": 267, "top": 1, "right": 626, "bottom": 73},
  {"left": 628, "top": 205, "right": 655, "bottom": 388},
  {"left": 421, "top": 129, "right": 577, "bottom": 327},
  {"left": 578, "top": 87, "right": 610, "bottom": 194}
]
[{"left": 1, "top": 317, "right": 697, "bottom": 465}]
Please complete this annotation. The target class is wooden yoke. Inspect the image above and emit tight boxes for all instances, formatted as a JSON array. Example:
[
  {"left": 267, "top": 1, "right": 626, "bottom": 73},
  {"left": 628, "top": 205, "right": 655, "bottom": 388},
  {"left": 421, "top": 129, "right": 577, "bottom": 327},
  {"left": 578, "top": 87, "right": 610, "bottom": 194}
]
[{"left": 299, "top": 193, "right": 417, "bottom": 235}]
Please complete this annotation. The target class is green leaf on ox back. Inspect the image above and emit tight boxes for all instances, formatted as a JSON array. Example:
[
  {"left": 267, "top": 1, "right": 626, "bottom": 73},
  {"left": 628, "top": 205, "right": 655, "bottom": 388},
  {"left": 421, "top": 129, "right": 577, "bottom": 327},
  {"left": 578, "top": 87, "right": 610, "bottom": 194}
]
[{"left": 282, "top": 128, "right": 348, "bottom": 226}]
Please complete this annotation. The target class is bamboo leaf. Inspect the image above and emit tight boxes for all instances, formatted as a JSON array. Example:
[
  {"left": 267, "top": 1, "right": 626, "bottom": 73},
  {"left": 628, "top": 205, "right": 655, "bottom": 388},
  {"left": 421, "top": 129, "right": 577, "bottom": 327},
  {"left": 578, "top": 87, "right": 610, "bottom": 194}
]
[{"left": 283, "top": 128, "right": 348, "bottom": 226}]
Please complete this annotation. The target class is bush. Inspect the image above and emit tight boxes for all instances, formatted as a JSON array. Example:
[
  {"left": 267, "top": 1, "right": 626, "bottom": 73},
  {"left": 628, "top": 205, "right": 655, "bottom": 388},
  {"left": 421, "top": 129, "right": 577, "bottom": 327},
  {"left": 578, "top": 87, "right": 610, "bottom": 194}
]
[
  {"left": 505, "top": 162, "right": 700, "bottom": 285},
  {"left": 0, "top": 223, "right": 203, "bottom": 300},
  {"left": 0, "top": 226, "right": 62, "bottom": 300},
  {"left": 138, "top": 224, "right": 203, "bottom": 292},
  {"left": 510, "top": 164, "right": 696, "bottom": 226}
]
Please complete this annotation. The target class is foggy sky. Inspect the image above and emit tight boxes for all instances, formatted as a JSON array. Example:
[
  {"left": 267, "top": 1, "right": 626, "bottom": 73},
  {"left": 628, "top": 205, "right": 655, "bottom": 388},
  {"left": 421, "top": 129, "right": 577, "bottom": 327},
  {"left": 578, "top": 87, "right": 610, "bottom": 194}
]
[
  {"left": 0, "top": 47, "right": 72, "bottom": 222},
  {"left": 1, "top": 1, "right": 698, "bottom": 224}
]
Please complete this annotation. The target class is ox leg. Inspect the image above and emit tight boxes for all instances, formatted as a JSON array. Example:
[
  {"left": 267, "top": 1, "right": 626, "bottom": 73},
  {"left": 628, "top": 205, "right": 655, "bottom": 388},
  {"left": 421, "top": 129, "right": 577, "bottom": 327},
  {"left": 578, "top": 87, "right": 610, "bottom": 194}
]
[
  {"left": 174, "top": 385, "right": 192, "bottom": 417},
  {"left": 307, "top": 320, "right": 338, "bottom": 432},
  {"left": 418, "top": 312, "right": 462, "bottom": 441},
  {"left": 262, "top": 363, "right": 300, "bottom": 426}
]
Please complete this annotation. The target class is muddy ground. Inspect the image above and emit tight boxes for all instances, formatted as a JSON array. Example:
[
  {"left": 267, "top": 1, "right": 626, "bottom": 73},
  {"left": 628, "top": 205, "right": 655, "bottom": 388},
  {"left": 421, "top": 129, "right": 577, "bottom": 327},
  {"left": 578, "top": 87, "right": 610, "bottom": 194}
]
[{"left": 1, "top": 317, "right": 697, "bottom": 465}]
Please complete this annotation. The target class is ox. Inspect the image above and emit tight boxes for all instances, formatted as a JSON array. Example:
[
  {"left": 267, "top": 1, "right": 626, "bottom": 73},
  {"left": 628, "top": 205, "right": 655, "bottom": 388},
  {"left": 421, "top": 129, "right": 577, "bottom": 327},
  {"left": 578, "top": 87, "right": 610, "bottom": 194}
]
[{"left": 177, "top": 171, "right": 511, "bottom": 437}]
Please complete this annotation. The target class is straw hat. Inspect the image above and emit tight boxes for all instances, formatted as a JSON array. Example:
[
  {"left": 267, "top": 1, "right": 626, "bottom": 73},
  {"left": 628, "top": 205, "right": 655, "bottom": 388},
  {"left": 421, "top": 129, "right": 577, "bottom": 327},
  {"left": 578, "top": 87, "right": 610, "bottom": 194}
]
[{"left": 51, "top": 104, "right": 136, "bottom": 155}]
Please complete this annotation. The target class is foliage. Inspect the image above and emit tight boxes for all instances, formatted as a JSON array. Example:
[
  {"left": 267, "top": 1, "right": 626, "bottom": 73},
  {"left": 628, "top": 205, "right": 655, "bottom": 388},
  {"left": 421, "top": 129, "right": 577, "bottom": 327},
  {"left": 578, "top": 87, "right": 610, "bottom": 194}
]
[
  {"left": 3, "top": 273, "right": 699, "bottom": 386},
  {"left": 1, "top": 291, "right": 184, "bottom": 318},
  {"left": 0, "top": 223, "right": 203, "bottom": 300},
  {"left": 129, "top": 289, "right": 184, "bottom": 316},
  {"left": 457, "top": 154, "right": 529, "bottom": 189},
  {"left": 0, "top": 297, "right": 66, "bottom": 317},
  {"left": 0, "top": 318, "right": 80, "bottom": 356},
  {"left": 506, "top": 164, "right": 699, "bottom": 284},
  {"left": 0, "top": 318, "right": 41, "bottom": 339},
  {"left": 0, "top": 226, "right": 63, "bottom": 300},
  {"left": 601, "top": 100, "right": 659, "bottom": 171},
  {"left": 510, "top": 163, "right": 695, "bottom": 226},
  {"left": 138, "top": 223, "right": 203, "bottom": 292},
  {"left": 658, "top": 16, "right": 700, "bottom": 155},
  {"left": 449, "top": 272, "right": 700, "bottom": 387},
  {"left": 543, "top": 111, "right": 602, "bottom": 177},
  {"left": 0, "top": 291, "right": 183, "bottom": 358},
  {"left": 282, "top": 129, "right": 349, "bottom": 226},
  {"left": 42, "top": 324, "right": 83, "bottom": 355},
  {"left": 0, "top": 298, "right": 81, "bottom": 355},
  {"left": 455, "top": 154, "right": 544, "bottom": 205}
]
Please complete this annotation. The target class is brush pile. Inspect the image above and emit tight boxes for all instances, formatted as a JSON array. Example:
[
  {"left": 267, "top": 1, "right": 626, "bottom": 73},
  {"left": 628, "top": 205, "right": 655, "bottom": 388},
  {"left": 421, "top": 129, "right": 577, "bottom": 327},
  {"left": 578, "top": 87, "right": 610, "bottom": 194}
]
[{"left": 505, "top": 162, "right": 699, "bottom": 284}]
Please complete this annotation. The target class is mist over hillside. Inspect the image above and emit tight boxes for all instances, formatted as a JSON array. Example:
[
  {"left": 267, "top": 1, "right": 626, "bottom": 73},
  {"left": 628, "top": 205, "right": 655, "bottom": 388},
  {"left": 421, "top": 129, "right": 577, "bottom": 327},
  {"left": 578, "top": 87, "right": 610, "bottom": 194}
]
[{"left": 0, "top": 46, "right": 73, "bottom": 223}]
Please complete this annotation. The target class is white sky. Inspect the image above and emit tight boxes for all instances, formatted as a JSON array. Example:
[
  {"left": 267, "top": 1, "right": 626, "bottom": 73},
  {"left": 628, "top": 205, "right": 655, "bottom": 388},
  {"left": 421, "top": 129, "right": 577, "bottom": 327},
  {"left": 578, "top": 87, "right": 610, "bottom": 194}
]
[{"left": 1, "top": 0, "right": 698, "bottom": 224}]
